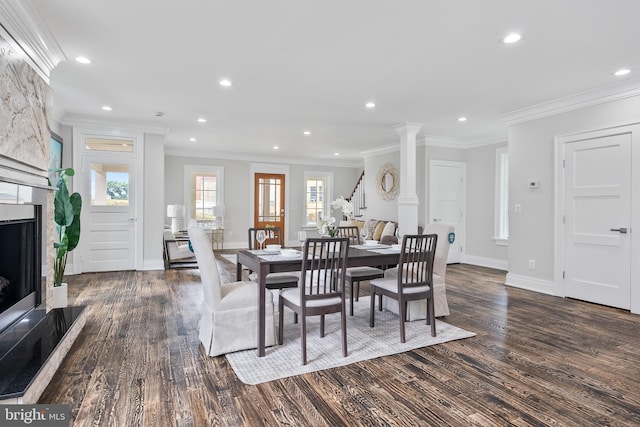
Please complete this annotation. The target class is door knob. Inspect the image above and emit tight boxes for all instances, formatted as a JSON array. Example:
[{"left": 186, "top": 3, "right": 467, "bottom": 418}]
[{"left": 610, "top": 227, "right": 628, "bottom": 234}]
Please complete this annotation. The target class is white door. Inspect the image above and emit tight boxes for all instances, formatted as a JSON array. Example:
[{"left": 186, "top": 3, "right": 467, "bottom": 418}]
[
  {"left": 80, "top": 154, "right": 137, "bottom": 272},
  {"left": 429, "top": 160, "right": 465, "bottom": 263},
  {"left": 563, "top": 132, "right": 631, "bottom": 309}
]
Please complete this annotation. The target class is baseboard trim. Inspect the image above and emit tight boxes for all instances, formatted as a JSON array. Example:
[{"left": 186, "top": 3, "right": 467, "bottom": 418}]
[
  {"left": 142, "top": 259, "right": 165, "bottom": 271},
  {"left": 505, "top": 273, "right": 557, "bottom": 296},
  {"left": 462, "top": 254, "right": 508, "bottom": 271}
]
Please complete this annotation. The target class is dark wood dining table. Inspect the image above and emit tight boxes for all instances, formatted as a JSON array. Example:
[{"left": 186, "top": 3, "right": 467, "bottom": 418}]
[{"left": 236, "top": 245, "right": 402, "bottom": 357}]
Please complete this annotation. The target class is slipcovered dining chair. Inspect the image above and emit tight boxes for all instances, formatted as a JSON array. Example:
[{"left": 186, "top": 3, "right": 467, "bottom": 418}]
[
  {"left": 248, "top": 227, "right": 300, "bottom": 290},
  {"left": 382, "top": 223, "right": 453, "bottom": 318},
  {"left": 189, "top": 227, "right": 276, "bottom": 356},
  {"left": 369, "top": 234, "right": 438, "bottom": 343},
  {"left": 278, "top": 237, "right": 349, "bottom": 365},
  {"left": 336, "top": 226, "right": 384, "bottom": 316}
]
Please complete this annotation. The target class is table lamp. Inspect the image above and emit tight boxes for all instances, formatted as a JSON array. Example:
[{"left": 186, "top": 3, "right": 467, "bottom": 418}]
[
  {"left": 167, "top": 204, "right": 185, "bottom": 233},
  {"left": 212, "top": 205, "right": 225, "bottom": 229}
]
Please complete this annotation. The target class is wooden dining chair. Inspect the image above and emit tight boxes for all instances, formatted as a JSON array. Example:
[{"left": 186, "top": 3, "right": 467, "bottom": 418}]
[
  {"left": 369, "top": 234, "right": 438, "bottom": 342},
  {"left": 247, "top": 227, "right": 299, "bottom": 290},
  {"left": 336, "top": 226, "right": 385, "bottom": 316},
  {"left": 278, "top": 237, "right": 349, "bottom": 365}
]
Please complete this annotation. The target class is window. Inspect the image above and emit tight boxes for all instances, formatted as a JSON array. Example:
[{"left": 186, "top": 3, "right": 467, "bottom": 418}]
[
  {"left": 304, "top": 172, "right": 332, "bottom": 226},
  {"left": 494, "top": 147, "right": 509, "bottom": 245},
  {"left": 184, "top": 165, "right": 224, "bottom": 227},
  {"left": 90, "top": 163, "right": 129, "bottom": 206}
]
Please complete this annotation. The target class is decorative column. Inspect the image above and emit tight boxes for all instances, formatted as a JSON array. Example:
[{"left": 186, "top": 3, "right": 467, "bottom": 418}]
[{"left": 392, "top": 122, "right": 423, "bottom": 237}]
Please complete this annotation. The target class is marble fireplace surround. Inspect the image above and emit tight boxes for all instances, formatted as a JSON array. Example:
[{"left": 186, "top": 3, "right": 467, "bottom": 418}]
[{"left": 0, "top": 21, "right": 86, "bottom": 403}]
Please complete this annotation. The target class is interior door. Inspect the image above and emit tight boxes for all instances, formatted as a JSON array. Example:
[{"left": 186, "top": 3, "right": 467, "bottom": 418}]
[
  {"left": 254, "top": 173, "right": 285, "bottom": 233},
  {"left": 80, "top": 155, "right": 136, "bottom": 272},
  {"left": 429, "top": 160, "right": 465, "bottom": 263},
  {"left": 564, "top": 133, "right": 631, "bottom": 309}
]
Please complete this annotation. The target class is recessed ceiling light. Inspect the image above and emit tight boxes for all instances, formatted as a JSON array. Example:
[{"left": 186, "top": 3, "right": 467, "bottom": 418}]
[
  {"left": 365, "top": 102, "right": 376, "bottom": 109},
  {"left": 75, "top": 56, "right": 91, "bottom": 64},
  {"left": 197, "top": 118, "right": 207, "bottom": 123},
  {"left": 273, "top": 146, "right": 280, "bottom": 150},
  {"left": 503, "top": 33, "right": 522, "bottom": 44},
  {"left": 303, "top": 131, "right": 311, "bottom": 136},
  {"left": 189, "top": 137, "right": 196, "bottom": 142},
  {"left": 219, "top": 79, "right": 232, "bottom": 87},
  {"left": 101, "top": 106, "right": 112, "bottom": 111},
  {"left": 334, "top": 152, "right": 340, "bottom": 156},
  {"left": 458, "top": 116, "right": 467, "bottom": 122},
  {"left": 614, "top": 68, "right": 631, "bottom": 76}
]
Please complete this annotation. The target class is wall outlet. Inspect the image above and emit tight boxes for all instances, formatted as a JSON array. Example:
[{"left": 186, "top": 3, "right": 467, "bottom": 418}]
[
  {"left": 528, "top": 259, "right": 536, "bottom": 269},
  {"left": 514, "top": 203, "right": 522, "bottom": 213}
]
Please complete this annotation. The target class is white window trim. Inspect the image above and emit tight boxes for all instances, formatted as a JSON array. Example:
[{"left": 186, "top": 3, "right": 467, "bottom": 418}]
[
  {"left": 184, "top": 164, "right": 224, "bottom": 228},
  {"left": 303, "top": 171, "right": 333, "bottom": 227},
  {"left": 494, "top": 147, "right": 509, "bottom": 246}
]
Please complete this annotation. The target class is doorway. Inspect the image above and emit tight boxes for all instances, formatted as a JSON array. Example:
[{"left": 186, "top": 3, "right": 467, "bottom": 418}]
[
  {"left": 558, "top": 129, "right": 631, "bottom": 309},
  {"left": 254, "top": 173, "right": 286, "bottom": 232},
  {"left": 429, "top": 160, "right": 466, "bottom": 263}
]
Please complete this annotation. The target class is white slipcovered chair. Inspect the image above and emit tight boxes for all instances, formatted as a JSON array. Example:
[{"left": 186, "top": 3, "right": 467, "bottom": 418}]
[
  {"left": 189, "top": 227, "right": 276, "bottom": 356},
  {"left": 382, "top": 223, "right": 453, "bottom": 318}
]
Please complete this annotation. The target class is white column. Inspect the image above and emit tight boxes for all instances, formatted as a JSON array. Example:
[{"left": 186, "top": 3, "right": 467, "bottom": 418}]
[{"left": 392, "top": 122, "right": 423, "bottom": 236}]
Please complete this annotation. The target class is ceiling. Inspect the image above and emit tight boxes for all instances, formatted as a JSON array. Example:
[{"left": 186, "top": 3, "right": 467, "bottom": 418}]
[{"left": 28, "top": 0, "right": 640, "bottom": 162}]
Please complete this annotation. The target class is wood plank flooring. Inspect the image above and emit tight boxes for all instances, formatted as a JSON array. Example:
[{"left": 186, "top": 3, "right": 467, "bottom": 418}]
[{"left": 39, "top": 257, "right": 640, "bottom": 426}]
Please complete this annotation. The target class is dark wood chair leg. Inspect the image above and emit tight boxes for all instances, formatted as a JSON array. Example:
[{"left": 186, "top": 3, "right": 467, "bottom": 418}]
[
  {"left": 341, "top": 308, "right": 347, "bottom": 357},
  {"left": 320, "top": 314, "right": 325, "bottom": 337},
  {"left": 399, "top": 297, "right": 406, "bottom": 343},
  {"left": 369, "top": 290, "right": 376, "bottom": 327},
  {"left": 278, "top": 298, "right": 284, "bottom": 345},
  {"left": 301, "top": 314, "right": 307, "bottom": 365},
  {"left": 355, "top": 281, "right": 360, "bottom": 301},
  {"left": 378, "top": 294, "right": 383, "bottom": 311},
  {"left": 429, "top": 297, "right": 436, "bottom": 337},
  {"left": 350, "top": 281, "right": 355, "bottom": 316}
]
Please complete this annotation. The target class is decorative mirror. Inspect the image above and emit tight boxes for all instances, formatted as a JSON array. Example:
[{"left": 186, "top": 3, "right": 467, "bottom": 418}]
[{"left": 376, "top": 162, "right": 399, "bottom": 201}]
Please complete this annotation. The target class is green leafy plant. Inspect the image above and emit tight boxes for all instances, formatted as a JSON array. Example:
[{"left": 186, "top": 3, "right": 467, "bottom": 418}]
[{"left": 52, "top": 168, "right": 82, "bottom": 287}]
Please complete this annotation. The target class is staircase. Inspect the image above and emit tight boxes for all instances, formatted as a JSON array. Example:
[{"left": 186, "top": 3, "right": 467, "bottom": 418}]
[{"left": 347, "top": 171, "right": 367, "bottom": 218}]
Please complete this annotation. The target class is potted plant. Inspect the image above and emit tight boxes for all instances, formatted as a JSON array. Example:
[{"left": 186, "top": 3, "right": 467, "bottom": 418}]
[{"left": 51, "top": 168, "right": 82, "bottom": 308}]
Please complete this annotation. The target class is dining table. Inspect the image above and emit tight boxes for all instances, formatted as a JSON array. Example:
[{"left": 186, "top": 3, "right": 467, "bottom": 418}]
[{"left": 236, "top": 243, "right": 402, "bottom": 357}]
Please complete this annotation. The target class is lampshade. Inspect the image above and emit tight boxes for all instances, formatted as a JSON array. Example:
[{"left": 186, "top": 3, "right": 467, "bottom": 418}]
[{"left": 167, "top": 204, "right": 185, "bottom": 218}]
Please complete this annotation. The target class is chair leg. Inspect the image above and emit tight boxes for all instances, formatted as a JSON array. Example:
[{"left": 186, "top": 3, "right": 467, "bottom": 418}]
[
  {"left": 399, "top": 298, "right": 406, "bottom": 343},
  {"left": 301, "top": 314, "right": 307, "bottom": 365},
  {"left": 294, "top": 313, "right": 298, "bottom": 324},
  {"left": 378, "top": 294, "right": 383, "bottom": 311},
  {"left": 278, "top": 297, "right": 284, "bottom": 345},
  {"left": 350, "top": 281, "right": 354, "bottom": 316},
  {"left": 355, "top": 281, "right": 360, "bottom": 301},
  {"left": 341, "top": 305, "right": 347, "bottom": 357},
  {"left": 369, "top": 290, "right": 376, "bottom": 327},
  {"left": 320, "top": 314, "right": 325, "bottom": 337},
  {"left": 429, "top": 297, "right": 436, "bottom": 337}
]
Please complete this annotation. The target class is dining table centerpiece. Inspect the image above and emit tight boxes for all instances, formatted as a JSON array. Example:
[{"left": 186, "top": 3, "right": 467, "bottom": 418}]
[
  {"left": 330, "top": 196, "right": 354, "bottom": 220},
  {"left": 317, "top": 216, "right": 338, "bottom": 237}
]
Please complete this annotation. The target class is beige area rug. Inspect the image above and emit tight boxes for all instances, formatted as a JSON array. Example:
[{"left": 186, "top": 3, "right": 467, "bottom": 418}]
[{"left": 225, "top": 296, "right": 475, "bottom": 385}]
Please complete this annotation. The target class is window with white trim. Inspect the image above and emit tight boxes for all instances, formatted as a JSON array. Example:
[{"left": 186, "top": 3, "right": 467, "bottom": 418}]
[
  {"left": 494, "top": 147, "right": 509, "bottom": 245},
  {"left": 304, "top": 172, "right": 332, "bottom": 226},
  {"left": 184, "top": 165, "right": 224, "bottom": 227}
]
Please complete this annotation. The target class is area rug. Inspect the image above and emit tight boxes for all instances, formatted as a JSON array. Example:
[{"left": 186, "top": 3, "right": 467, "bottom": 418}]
[{"left": 225, "top": 297, "right": 475, "bottom": 385}]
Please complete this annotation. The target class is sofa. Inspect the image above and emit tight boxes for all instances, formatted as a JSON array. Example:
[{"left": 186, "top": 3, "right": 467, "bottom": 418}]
[{"left": 349, "top": 219, "right": 399, "bottom": 244}]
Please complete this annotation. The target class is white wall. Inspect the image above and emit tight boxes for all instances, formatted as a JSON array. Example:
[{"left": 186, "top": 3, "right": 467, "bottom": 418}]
[
  {"left": 165, "top": 154, "right": 361, "bottom": 248},
  {"left": 464, "top": 143, "right": 508, "bottom": 265},
  {"left": 143, "top": 134, "right": 165, "bottom": 269},
  {"left": 507, "top": 94, "right": 640, "bottom": 302},
  {"left": 363, "top": 150, "right": 401, "bottom": 222}
]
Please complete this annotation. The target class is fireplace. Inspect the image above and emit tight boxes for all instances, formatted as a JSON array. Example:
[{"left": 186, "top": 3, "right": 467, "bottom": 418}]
[{"left": 0, "top": 204, "right": 42, "bottom": 333}]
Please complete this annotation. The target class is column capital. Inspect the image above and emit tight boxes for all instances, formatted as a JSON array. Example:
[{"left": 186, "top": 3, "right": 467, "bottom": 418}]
[{"left": 391, "top": 122, "right": 424, "bottom": 137}]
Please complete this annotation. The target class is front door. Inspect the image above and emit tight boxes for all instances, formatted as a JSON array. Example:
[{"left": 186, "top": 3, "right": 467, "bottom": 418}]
[
  {"left": 254, "top": 173, "right": 286, "bottom": 233},
  {"left": 80, "top": 154, "right": 136, "bottom": 272},
  {"left": 563, "top": 132, "right": 631, "bottom": 309},
  {"left": 429, "top": 160, "right": 466, "bottom": 263}
]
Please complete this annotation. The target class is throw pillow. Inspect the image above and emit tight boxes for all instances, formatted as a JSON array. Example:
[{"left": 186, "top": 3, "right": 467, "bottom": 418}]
[
  {"left": 372, "top": 222, "right": 386, "bottom": 241},
  {"left": 381, "top": 222, "right": 396, "bottom": 238},
  {"left": 364, "top": 220, "right": 379, "bottom": 240}
]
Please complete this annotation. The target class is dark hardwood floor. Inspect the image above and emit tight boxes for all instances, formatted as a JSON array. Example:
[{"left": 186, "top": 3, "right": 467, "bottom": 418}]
[{"left": 39, "top": 254, "right": 640, "bottom": 426}]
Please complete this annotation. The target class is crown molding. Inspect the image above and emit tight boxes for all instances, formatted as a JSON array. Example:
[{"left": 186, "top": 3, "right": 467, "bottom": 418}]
[
  {"left": 502, "top": 77, "right": 640, "bottom": 127},
  {"left": 60, "top": 114, "right": 169, "bottom": 135},
  {"left": 0, "top": 0, "right": 66, "bottom": 82},
  {"left": 164, "top": 147, "right": 363, "bottom": 168}
]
